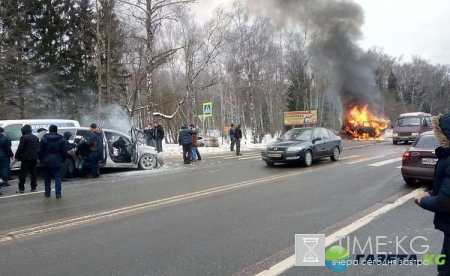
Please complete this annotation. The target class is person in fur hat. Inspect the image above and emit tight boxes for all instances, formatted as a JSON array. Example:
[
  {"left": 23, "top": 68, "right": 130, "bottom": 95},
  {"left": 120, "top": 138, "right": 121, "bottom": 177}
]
[{"left": 415, "top": 112, "right": 450, "bottom": 275}]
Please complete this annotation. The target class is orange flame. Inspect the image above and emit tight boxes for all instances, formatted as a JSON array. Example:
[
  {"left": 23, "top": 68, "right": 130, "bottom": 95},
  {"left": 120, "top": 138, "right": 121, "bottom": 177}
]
[{"left": 345, "top": 105, "right": 389, "bottom": 140}]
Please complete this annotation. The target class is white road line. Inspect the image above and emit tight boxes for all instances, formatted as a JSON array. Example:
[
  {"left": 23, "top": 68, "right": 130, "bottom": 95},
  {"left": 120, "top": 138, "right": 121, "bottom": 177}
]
[
  {"left": 0, "top": 189, "right": 55, "bottom": 199},
  {"left": 223, "top": 154, "right": 261, "bottom": 160},
  {"left": 397, "top": 166, "right": 402, "bottom": 169},
  {"left": 339, "top": 155, "right": 362, "bottom": 160},
  {"left": 368, "top": 157, "right": 402, "bottom": 167},
  {"left": 345, "top": 155, "right": 385, "bottom": 165},
  {"left": 255, "top": 187, "right": 425, "bottom": 276}
]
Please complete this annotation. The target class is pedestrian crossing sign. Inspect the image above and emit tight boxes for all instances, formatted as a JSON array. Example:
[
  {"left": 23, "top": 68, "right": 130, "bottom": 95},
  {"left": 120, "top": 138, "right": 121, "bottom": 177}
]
[{"left": 203, "top": 102, "right": 212, "bottom": 117}]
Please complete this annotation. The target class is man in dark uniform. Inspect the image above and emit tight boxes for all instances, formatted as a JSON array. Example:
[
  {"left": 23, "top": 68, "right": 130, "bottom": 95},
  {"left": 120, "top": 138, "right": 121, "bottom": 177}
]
[
  {"left": 234, "top": 124, "right": 243, "bottom": 156},
  {"left": 15, "top": 125, "right": 39, "bottom": 193},
  {"left": 0, "top": 127, "right": 14, "bottom": 195}
]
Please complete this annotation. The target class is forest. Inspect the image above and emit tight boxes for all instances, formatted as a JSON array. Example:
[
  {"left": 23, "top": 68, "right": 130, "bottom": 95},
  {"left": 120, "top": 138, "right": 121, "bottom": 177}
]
[{"left": 1, "top": 0, "right": 450, "bottom": 143}]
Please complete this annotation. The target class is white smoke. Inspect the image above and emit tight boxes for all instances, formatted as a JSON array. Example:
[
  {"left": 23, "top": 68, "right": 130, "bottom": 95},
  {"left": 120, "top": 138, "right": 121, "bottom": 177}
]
[{"left": 80, "top": 104, "right": 133, "bottom": 133}]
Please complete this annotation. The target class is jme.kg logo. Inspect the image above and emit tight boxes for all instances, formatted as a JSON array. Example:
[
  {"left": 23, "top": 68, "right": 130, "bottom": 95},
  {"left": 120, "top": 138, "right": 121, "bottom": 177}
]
[{"left": 295, "top": 234, "right": 444, "bottom": 273}]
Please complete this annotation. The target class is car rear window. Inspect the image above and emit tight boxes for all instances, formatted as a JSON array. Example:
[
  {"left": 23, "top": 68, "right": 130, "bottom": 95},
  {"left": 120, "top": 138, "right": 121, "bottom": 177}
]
[{"left": 413, "top": 135, "right": 440, "bottom": 149}]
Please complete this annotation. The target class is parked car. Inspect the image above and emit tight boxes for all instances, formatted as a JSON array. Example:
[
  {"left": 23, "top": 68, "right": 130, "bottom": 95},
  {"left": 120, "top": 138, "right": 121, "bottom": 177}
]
[
  {"left": 401, "top": 131, "right": 440, "bottom": 185},
  {"left": 58, "top": 126, "right": 159, "bottom": 176},
  {"left": 261, "top": 127, "right": 342, "bottom": 167},
  {"left": 392, "top": 112, "right": 433, "bottom": 145},
  {"left": 0, "top": 119, "right": 81, "bottom": 169},
  {"left": 198, "top": 136, "right": 220, "bottom": 147}
]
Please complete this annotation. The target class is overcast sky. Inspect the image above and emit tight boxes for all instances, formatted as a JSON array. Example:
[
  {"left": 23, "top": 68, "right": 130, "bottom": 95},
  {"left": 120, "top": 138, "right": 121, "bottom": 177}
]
[{"left": 192, "top": 0, "right": 450, "bottom": 65}]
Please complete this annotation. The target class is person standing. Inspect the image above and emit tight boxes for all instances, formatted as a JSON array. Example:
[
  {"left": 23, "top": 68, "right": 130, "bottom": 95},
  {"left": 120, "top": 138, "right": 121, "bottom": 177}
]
[
  {"left": 15, "top": 125, "right": 39, "bottom": 193},
  {"left": 153, "top": 120, "right": 164, "bottom": 153},
  {"left": 144, "top": 123, "right": 154, "bottom": 147},
  {"left": 0, "top": 127, "right": 14, "bottom": 195},
  {"left": 179, "top": 124, "right": 193, "bottom": 164},
  {"left": 195, "top": 126, "right": 202, "bottom": 161},
  {"left": 86, "top": 123, "right": 103, "bottom": 179},
  {"left": 229, "top": 123, "right": 236, "bottom": 151},
  {"left": 190, "top": 124, "right": 198, "bottom": 162},
  {"left": 38, "top": 125, "right": 68, "bottom": 198},
  {"left": 234, "top": 124, "right": 243, "bottom": 156},
  {"left": 415, "top": 112, "right": 450, "bottom": 275}
]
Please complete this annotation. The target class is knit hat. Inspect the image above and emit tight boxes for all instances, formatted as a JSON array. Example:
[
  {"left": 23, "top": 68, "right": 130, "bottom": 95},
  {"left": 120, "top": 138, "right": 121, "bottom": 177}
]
[
  {"left": 49, "top": 125, "right": 58, "bottom": 133},
  {"left": 0, "top": 127, "right": 4, "bottom": 133},
  {"left": 90, "top": 123, "right": 97, "bottom": 129}
]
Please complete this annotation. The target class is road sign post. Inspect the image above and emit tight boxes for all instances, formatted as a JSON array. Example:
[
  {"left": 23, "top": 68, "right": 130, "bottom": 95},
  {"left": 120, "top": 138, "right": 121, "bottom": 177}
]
[{"left": 202, "top": 102, "right": 212, "bottom": 136}]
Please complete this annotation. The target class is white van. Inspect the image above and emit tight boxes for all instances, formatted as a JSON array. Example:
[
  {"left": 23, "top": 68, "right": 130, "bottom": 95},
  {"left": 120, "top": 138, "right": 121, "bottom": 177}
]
[{"left": 0, "top": 119, "right": 81, "bottom": 169}]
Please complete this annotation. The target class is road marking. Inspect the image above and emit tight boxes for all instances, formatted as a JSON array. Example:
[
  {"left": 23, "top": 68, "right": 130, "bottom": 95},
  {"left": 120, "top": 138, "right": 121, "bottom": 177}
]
[
  {"left": 223, "top": 153, "right": 261, "bottom": 160},
  {"left": 254, "top": 187, "right": 425, "bottom": 276},
  {"left": 0, "top": 189, "right": 55, "bottom": 199},
  {"left": 339, "top": 155, "right": 362, "bottom": 160},
  {"left": 368, "top": 157, "right": 402, "bottom": 167},
  {"left": 0, "top": 163, "right": 341, "bottom": 245},
  {"left": 345, "top": 155, "right": 385, "bottom": 165},
  {"left": 397, "top": 166, "right": 402, "bottom": 169}
]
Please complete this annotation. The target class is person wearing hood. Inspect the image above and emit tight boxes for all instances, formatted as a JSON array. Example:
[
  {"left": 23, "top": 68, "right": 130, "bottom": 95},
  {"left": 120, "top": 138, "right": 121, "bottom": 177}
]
[
  {"left": 38, "top": 125, "right": 68, "bottom": 198},
  {"left": 179, "top": 124, "right": 194, "bottom": 164},
  {"left": 86, "top": 123, "right": 103, "bottom": 178},
  {"left": 415, "top": 112, "right": 450, "bottom": 275},
  {"left": 15, "top": 124, "right": 39, "bottom": 193},
  {"left": 0, "top": 127, "right": 14, "bottom": 195}
]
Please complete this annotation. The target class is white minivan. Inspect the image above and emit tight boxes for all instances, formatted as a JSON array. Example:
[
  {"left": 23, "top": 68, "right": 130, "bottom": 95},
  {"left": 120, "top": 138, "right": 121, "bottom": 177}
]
[{"left": 0, "top": 119, "right": 81, "bottom": 169}]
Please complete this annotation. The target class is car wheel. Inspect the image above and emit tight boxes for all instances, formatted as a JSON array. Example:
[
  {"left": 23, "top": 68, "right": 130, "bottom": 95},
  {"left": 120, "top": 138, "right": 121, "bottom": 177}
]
[
  {"left": 199, "top": 143, "right": 205, "bottom": 147},
  {"left": 139, "top": 154, "right": 157, "bottom": 170},
  {"left": 404, "top": 177, "right": 416, "bottom": 185},
  {"left": 302, "top": 150, "right": 313, "bottom": 167},
  {"left": 330, "top": 147, "right": 340, "bottom": 161},
  {"left": 393, "top": 140, "right": 398, "bottom": 145},
  {"left": 266, "top": 161, "right": 275, "bottom": 167}
]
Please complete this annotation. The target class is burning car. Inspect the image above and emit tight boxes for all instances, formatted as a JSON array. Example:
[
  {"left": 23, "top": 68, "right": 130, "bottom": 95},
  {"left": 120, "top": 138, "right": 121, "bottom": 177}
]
[{"left": 344, "top": 105, "right": 389, "bottom": 140}]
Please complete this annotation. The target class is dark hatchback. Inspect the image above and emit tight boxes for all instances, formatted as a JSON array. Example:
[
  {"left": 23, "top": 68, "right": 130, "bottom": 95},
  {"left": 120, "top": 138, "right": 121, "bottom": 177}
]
[
  {"left": 401, "top": 131, "right": 440, "bottom": 185},
  {"left": 261, "top": 127, "right": 342, "bottom": 167}
]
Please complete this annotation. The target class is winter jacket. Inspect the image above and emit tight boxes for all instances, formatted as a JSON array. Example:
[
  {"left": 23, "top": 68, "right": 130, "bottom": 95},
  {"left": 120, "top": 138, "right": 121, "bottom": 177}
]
[
  {"left": 144, "top": 128, "right": 154, "bottom": 141},
  {"left": 38, "top": 132, "right": 68, "bottom": 168},
  {"left": 420, "top": 113, "right": 450, "bottom": 233},
  {"left": 154, "top": 125, "right": 164, "bottom": 140},
  {"left": 229, "top": 127, "right": 235, "bottom": 139},
  {"left": 15, "top": 125, "right": 39, "bottom": 161},
  {"left": 234, "top": 127, "right": 243, "bottom": 139},
  {"left": 192, "top": 131, "right": 198, "bottom": 147},
  {"left": 0, "top": 134, "right": 13, "bottom": 158},
  {"left": 179, "top": 126, "right": 193, "bottom": 146},
  {"left": 87, "top": 128, "right": 104, "bottom": 153}
]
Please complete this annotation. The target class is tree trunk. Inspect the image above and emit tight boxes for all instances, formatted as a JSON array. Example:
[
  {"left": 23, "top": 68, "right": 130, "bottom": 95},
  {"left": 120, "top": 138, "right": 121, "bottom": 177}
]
[
  {"left": 248, "top": 75, "right": 257, "bottom": 143},
  {"left": 145, "top": 0, "right": 155, "bottom": 123},
  {"left": 95, "top": 0, "right": 102, "bottom": 120}
]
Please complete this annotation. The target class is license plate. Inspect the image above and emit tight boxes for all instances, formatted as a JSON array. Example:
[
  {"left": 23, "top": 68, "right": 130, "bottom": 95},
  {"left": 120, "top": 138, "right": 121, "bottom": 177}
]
[
  {"left": 268, "top": 153, "right": 281, "bottom": 158},
  {"left": 422, "top": 158, "right": 438, "bottom": 165}
]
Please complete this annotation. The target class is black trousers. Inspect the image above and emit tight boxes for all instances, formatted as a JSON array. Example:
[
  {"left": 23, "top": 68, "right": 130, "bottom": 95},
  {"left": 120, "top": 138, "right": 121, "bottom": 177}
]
[
  {"left": 230, "top": 138, "right": 235, "bottom": 151},
  {"left": 439, "top": 233, "right": 450, "bottom": 275},
  {"left": 18, "top": 160, "right": 37, "bottom": 191},
  {"left": 236, "top": 139, "right": 241, "bottom": 155},
  {"left": 182, "top": 144, "right": 192, "bottom": 164},
  {"left": 196, "top": 147, "right": 201, "bottom": 160}
]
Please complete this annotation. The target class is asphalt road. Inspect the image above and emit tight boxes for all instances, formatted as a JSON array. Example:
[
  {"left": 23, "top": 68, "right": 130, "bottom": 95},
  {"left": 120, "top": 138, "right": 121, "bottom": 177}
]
[{"left": 0, "top": 140, "right": 434, "bottom": 276}]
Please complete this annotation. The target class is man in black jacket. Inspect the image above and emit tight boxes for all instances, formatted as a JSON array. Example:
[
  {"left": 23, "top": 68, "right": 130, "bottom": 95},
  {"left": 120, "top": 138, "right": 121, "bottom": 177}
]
[
  {"left": 179, "top": 124, "right": 194, "bottom": 164},
  {"left": 234, "top": 124, "right": 243, "bottom": 156},
  {"left": 86, "top": 123, "right": 103, "bottom": 178},
  {"left": 38, "top": 125, "right": 68, "bottom": 198},
  {"left": 229, "top": 124, "right": 236, "bottom": 151},
  {"left": 15, "top": 124, "right": 39, "bottom": 193},
  {"left": 416, "top": 112, "right": 450, "bottom": 275},
  {"left": 153, "top": 120, "right": 164, "bottom": 153},
  {"left": 0, "top": 127, "right": 14, "bottom": 195},
  {"left": 144, "top": 123, "right": 154, "bottom": 147}
]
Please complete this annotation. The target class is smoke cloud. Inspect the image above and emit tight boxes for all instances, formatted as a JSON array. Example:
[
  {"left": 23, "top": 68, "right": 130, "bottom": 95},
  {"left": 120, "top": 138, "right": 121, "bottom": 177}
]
[
  {"left": 80, "top": 104, "right": 133, "bottom": 134},
  {"left": 243, "top": 0, "right": 380, "bottom": 113}
]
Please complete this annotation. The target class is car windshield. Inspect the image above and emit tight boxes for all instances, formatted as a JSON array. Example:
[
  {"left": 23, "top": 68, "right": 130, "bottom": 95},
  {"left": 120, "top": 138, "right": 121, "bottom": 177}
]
[
  {"left": 396, "top": 117, "right": 422, "bottom": 127},
  {"left": 413, "top": 135, "right": 440, "bottom": 149},
  {"left": 280, "top": 129, "right": 313, "bottom": 141}
]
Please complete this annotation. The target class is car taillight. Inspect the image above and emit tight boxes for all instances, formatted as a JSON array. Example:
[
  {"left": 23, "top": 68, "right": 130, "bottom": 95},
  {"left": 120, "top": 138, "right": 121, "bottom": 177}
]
[{"left": 403, "top": 151, "right": 410, "bottom": 162}]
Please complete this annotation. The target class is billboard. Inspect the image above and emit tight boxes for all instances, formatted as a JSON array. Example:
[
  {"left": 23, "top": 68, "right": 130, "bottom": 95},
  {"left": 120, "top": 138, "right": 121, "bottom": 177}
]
[{"left": 284, "top": 110, "right": 318, "bottom": 126}]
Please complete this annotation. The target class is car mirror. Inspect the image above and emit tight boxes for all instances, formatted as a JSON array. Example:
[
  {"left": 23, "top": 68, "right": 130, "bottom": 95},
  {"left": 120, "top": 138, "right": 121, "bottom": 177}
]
[{"left": 312, "top": 137, "right": 322, "bottom": 144}]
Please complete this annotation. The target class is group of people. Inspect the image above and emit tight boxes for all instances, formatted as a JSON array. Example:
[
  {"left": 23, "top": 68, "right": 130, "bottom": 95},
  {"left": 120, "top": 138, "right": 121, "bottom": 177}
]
[
  {"left": 179, "top": 124, "right": 202, "bottom": 164},
  {"left": 0, "top": 123, "right": 103, "bottom": 197},
  {"left": 144, "top": 121, "right": 164, "bottom": 153},
  {"left": 228, "top": 124, "right": 243, "bottom": 155}
]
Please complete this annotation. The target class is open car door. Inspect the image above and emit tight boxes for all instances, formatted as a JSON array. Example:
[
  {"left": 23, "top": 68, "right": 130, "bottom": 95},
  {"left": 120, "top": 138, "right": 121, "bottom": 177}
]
[{"left": 130, "top": 127, "right": 140, "bottom": 164}]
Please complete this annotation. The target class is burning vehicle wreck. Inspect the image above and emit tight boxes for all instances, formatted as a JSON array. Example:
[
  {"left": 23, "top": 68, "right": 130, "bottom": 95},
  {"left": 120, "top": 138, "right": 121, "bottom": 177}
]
[{"left": 343, "top": 105, "right": 390, "bottom": 140}]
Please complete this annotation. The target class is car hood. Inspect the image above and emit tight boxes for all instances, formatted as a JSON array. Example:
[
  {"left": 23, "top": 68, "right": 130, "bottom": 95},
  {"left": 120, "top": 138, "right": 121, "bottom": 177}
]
[{"left": 268, "top": 140, "right": 311, "bottom": 148}]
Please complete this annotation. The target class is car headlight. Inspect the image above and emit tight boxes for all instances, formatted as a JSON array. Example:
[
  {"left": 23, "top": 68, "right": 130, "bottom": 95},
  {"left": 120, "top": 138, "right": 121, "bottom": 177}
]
[
  {"left": 393, "top": 133, "right": 398, "bottom": 137},
  {"left": 287, "top": 146, "right": 303, "bottom": 152},
  {"left": 412, "top": 133, "right": 419, "bottom": 136}
]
